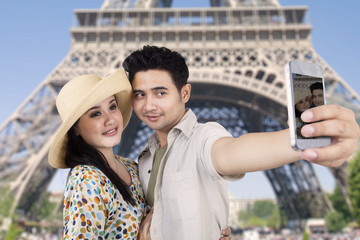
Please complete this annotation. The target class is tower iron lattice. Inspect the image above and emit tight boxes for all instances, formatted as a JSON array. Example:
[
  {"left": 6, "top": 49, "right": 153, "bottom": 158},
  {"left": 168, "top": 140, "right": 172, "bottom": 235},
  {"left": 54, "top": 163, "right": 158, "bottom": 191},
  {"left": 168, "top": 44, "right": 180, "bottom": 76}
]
[{"left": 0, "top": 0, "right": 359, "bottom": 227}]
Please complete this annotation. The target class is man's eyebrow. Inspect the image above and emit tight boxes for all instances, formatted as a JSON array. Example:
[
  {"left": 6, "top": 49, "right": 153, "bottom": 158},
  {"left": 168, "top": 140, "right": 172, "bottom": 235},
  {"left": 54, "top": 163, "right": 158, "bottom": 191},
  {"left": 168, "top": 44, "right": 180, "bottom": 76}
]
[
  {"left": 133, "top": 86, "right": 169, "bottom": 93},
  {"left": 151, "top": 86, "right": 168, "bottom": 91},
  {"left": 133, "top": 89, "right": 144, "bottom": 94}
]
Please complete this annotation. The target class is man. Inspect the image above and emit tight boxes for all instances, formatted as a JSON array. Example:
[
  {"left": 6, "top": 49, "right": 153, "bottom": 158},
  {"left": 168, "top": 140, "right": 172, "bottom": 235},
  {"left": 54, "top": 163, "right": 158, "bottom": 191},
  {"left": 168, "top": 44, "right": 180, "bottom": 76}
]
[
  {"left": 123, "top": 45, "right": 359, "bottom": 240},
  {"left": 310, "top": 82, "right": 325, "bottom": 107}
]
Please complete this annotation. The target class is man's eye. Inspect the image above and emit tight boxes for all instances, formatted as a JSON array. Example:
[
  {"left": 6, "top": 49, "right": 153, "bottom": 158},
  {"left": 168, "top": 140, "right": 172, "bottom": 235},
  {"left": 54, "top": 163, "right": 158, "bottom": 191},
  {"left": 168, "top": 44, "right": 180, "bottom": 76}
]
[{"left": 134, "top": 93, "right": 144, "bottom": 98}]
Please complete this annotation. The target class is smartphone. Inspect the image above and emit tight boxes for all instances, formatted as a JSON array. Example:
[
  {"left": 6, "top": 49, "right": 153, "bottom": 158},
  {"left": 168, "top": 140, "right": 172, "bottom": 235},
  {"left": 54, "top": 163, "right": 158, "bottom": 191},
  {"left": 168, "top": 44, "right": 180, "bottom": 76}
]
[{"left": 285, "top": 60, "right": 331, "bottom": 150}]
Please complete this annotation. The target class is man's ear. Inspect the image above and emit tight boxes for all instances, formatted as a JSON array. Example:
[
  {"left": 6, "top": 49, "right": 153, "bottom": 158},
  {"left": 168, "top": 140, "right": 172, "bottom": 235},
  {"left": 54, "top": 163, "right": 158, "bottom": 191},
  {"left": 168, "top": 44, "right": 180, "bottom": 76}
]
[{"left": 181, "top": 84, "right": 191, "bottom": 103}]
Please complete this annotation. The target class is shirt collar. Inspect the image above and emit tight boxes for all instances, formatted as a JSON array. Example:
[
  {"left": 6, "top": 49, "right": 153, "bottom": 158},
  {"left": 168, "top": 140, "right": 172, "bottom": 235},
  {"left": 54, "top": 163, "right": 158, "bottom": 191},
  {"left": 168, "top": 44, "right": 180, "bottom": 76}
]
[
  {"left": 172, "top": 109, "right": 197, "bottom": 138},
  {"left": 146, "top": 109, "right": 197, "bottom": 147}
]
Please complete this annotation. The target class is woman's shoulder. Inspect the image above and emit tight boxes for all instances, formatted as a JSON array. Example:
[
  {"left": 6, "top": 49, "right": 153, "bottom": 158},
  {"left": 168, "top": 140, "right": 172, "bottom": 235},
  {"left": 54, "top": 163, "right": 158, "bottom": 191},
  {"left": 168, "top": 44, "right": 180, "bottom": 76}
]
[
  {"left": 69, "top": 164, "right": 104, "bottom": 175},
  {"left": 64, "top": 165, "right": 117, "bottom": 207},
  {"left": 115, "top": 155, "right": 138, "bottom": 168},
  {"left": 67, "top": 165, "right": 107, "bottom": 186}
]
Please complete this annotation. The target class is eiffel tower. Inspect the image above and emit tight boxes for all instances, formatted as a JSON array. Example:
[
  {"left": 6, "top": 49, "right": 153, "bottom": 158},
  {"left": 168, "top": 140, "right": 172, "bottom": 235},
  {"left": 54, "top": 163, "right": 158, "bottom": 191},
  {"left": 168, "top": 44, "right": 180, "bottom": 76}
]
[{"left": 1, "top": 0, "right": 359, "bottom": 228}]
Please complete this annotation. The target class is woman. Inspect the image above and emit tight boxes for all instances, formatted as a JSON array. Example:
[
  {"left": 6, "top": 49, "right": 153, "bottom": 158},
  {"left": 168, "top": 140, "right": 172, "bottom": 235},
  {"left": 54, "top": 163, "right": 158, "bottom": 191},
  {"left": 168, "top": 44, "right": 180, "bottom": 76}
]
[
  {"left": 295, "top": 93, "right": 312, "bottom": 118},
  {"left": 48, "top": 70, "right": 148, "bottom": 239}
]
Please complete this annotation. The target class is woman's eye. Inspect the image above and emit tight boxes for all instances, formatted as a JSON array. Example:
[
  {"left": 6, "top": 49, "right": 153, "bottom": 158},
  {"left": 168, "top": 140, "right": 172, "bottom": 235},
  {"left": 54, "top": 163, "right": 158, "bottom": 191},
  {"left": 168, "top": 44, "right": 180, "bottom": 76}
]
[
  {"left": 90, "top": 111, "right": 101, "bottom": 118},
  {"left": 110, "top": 104, "right": 117, "bottom": 110}
]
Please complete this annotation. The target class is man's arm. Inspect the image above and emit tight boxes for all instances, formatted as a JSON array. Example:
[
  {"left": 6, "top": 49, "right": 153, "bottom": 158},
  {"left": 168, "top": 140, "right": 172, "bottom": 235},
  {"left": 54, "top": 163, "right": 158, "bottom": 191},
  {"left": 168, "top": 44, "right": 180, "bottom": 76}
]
[{"left": 212, "top": 105, "right": 360, "bottom": 177}]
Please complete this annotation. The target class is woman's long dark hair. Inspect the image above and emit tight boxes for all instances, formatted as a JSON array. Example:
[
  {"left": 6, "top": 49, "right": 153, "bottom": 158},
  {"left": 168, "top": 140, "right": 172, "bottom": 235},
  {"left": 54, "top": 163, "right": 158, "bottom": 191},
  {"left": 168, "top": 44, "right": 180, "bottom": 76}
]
[
  {"left": 65, "top": 125, "right": 136, "bottom": 206},
  {"left": 295, "top": 105, "right": 302, "bottom": 118}
]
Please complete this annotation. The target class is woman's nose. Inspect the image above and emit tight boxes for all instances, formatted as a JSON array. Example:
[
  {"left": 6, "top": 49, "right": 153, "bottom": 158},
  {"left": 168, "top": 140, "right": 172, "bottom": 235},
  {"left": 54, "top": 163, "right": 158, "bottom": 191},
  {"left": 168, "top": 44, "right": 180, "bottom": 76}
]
[{"left": 104, "top": 112, "right": 115, "bottom": 125}]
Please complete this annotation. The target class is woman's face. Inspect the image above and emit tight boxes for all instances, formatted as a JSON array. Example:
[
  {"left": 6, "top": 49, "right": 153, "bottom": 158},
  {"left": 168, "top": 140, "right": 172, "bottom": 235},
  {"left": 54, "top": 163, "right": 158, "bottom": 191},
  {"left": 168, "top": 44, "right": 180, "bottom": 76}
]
[
  {"left": 75, "top": 96, "right": 123, "bottom": 156},
  {"left": 295, "top": 96, "right": 311, "bottom": 113}
]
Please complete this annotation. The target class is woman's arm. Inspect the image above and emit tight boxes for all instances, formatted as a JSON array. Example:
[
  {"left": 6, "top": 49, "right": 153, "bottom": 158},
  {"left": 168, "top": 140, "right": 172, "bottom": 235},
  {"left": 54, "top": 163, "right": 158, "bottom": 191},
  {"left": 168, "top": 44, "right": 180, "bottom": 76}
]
[{"left": 63, "top": 171, "right": 109, "bottom": 239}]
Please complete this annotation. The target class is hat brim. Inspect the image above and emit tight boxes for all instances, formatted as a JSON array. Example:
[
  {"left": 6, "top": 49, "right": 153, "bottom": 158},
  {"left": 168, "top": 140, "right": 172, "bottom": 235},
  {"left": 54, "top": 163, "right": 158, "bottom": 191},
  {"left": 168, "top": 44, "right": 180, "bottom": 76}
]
[{"left": 48, "top": 69, "right": 132, "bottom": 169}]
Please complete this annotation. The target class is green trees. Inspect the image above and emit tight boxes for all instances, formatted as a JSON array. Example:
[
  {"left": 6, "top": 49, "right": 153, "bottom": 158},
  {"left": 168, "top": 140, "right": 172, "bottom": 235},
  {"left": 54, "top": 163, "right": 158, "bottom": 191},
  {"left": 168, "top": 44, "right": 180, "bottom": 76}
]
[
  {"left": 325, "top": 210, "right": 347, "bottom": 233},
  {"left": 324, "top": 152, "right": 360, "bottom": 233},
  {"left": 238, "top": 199, "right": 281, "bottom": 228},
  {"left": 0, "top": 187, "right": 14, "bottom": 217},
  {"left": 349, "top": 151, "right": 360, "bottom": 224},
  {"left": 302, "top": 230, "right": 310, "bottom": 240},
  {"left": 235, "top": 151, "right": 360, "bottom": 231},
  {"left": 4, "top": 221, "right": 23, "bottom": 240},
  {"left": 0, "top": 189, "right": 62, "bottom": 238},
  {"left": 253, "top": 200, "right": 275, "bottom": 218},
  {"left": 0, "top": 187, "right": 23, "bottom": 239},
  {"left": 326, "top": 184, "right": 352, "bottom": 232}
]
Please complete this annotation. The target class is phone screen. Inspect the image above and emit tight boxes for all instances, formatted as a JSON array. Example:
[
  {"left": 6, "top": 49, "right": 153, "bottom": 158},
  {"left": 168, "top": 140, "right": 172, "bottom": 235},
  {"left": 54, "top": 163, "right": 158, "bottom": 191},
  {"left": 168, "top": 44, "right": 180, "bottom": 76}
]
[
  {"left": 292, "top": 73, "right": 326, "bottom": 140},
  {"left": 285, "top": 60, "right": 331, "bottom": 150}
]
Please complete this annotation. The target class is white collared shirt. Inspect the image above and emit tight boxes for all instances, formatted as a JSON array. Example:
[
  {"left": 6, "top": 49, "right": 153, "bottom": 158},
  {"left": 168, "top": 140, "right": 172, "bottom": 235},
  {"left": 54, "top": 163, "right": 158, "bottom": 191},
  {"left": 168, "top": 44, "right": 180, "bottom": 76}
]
[{"left": 138, "top": 109, "right": 244, "bottom": 240}]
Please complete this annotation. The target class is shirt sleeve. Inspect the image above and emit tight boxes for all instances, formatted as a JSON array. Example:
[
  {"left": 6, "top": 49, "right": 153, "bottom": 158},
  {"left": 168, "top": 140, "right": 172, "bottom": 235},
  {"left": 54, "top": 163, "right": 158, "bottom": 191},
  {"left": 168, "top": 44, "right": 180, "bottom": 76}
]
[
  {"left": 63, "top": 170, "right": 111, "bottom": 239},
  {"left": 199, "top": 122, "right": 245, "bottom": 181}
]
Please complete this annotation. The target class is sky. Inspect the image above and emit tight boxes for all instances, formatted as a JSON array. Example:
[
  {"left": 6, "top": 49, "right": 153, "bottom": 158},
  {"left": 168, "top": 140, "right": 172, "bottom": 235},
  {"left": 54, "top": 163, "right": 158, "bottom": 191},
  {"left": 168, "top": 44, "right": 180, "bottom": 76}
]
[{"left": 1, "top": 0, "right": 359, "bottom": 199}]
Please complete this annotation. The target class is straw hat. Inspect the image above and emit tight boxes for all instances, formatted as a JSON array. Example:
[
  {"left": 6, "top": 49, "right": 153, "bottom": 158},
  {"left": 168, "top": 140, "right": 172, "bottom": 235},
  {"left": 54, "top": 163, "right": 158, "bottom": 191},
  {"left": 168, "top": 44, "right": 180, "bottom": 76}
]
[
  {"left": 48, "top": 69, "right": 132, "bottom": 169},
  {"left": 294, "top": 89, "right": 311, "bottom": 104}
]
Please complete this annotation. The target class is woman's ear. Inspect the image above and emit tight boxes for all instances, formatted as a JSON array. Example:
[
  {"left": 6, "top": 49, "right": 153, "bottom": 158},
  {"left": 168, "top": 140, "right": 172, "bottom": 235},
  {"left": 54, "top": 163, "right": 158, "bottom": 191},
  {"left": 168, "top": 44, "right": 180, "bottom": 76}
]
[{"left": 74, "top": 125, "right": 80, "bottom": 136}]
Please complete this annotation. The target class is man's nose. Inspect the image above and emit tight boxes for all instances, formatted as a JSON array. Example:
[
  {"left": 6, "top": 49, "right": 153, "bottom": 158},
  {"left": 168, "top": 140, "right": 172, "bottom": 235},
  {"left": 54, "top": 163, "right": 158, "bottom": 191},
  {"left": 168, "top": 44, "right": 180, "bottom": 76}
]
[{"left": 144, "top": 96, "right": 156, "bottom": 111}]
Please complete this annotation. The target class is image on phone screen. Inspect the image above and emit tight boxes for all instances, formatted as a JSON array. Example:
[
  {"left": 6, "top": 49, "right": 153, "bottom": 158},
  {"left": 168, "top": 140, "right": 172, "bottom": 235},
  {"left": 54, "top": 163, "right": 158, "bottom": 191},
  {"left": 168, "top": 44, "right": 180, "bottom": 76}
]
[{"left": 293, "top": 73, "right": 326, "bottom": 140}]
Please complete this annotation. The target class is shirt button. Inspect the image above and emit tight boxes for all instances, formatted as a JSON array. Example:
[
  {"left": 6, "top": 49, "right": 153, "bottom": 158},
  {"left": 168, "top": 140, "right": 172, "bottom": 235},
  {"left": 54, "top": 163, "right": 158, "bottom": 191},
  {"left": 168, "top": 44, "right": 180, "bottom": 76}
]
[{"left": 148, "top": 170, "right": 151, "bottom": 173}]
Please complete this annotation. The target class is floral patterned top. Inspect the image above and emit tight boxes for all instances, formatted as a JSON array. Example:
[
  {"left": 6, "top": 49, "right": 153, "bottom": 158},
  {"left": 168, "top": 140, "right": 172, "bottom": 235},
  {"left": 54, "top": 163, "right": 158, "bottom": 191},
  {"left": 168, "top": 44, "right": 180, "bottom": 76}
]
[{"left": 63, "top": 155, "right": 145, "bottom": 240}]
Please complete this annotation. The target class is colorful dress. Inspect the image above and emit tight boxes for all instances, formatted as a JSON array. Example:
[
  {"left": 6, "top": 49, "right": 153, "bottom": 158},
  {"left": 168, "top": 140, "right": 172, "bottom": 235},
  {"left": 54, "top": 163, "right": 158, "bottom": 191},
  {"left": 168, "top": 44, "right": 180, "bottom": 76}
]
[{"left": 63, "top": 155, "right": 145, "bottom": 240}]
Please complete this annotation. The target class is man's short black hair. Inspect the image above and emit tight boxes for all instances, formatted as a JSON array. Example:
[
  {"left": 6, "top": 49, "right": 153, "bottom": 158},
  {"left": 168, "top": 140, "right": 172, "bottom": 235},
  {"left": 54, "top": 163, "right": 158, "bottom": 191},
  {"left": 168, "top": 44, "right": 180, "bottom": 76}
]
[
  {"left": 122, "top": 45, "right": 189, "bottom": 92},
  {"left": 310, "top": 82, "right": 323, "bottom": 94}
]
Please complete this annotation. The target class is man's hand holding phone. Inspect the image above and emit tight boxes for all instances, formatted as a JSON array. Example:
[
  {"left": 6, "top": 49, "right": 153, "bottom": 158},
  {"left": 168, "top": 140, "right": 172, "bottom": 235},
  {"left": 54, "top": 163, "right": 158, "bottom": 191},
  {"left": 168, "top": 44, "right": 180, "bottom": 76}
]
[
  {"left": 285, "top": 60, "right": 359, "bottom": 167},
  {"left": 285, "top": 60, "right": 331, "bottom": 150},
  {"left": 298, "top": 104, "right": 359, "bottom": 167}
]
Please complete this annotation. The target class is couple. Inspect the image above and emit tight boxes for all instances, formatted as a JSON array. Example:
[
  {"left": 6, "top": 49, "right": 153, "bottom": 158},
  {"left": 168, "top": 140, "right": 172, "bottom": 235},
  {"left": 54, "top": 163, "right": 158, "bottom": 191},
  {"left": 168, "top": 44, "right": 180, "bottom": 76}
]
[
  {"left": 295, "top": 82, "right": 325, "bottom": 138},
  {"left": 295, "top": 81, "right": 325, "bottom": 117},
  {"left": 48, "top": 45, "right": 360, "bottom": 240}
]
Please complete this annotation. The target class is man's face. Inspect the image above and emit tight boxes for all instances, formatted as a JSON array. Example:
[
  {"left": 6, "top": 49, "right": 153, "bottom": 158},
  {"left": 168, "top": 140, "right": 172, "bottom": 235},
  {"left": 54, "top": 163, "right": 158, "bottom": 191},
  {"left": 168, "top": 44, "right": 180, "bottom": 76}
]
[
  {"left": 131, "top": 69, "right": 190, "bottom": 134},
  {"left": 312, "top": 89, "right": 324, "bottom": 106}
]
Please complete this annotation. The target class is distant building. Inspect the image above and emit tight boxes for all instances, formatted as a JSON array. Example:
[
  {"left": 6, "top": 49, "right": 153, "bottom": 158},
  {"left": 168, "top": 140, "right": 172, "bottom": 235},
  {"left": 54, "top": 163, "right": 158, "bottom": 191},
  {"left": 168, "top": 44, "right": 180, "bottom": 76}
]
[
  {"left": 305, "top": 218, "right": 327, "bottom": 234},
  {"left": 48, "top": 190, "right": 63, "bottom": 203}
]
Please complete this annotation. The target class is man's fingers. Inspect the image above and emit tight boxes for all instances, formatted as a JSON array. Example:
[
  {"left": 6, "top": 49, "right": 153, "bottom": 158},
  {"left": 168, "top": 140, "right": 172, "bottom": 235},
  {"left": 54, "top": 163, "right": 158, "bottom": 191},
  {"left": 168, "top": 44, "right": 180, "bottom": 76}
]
[
  {"left": 301, "top": 143, "right": 354, "bottom": 167},
  {"left": 219, "top": 226, "right": 232, "bottom": 240},
  {"left": 138, "top": 209, "right": 154, "bottom": 240},
  {"left": 222, "top": 226, "right": 231, "bottom": 236},
  {"left": 143, "top": 209, "right": 154, "bottom": 225},
  {"left": 301, "top": 104, "right": 354, "bottom": 123},
  {"left": 301, "top": 119, "right": 352, "bottom": 138},
  {"left": 299, "top": 103, "right": 359, "bottom": 167}
]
